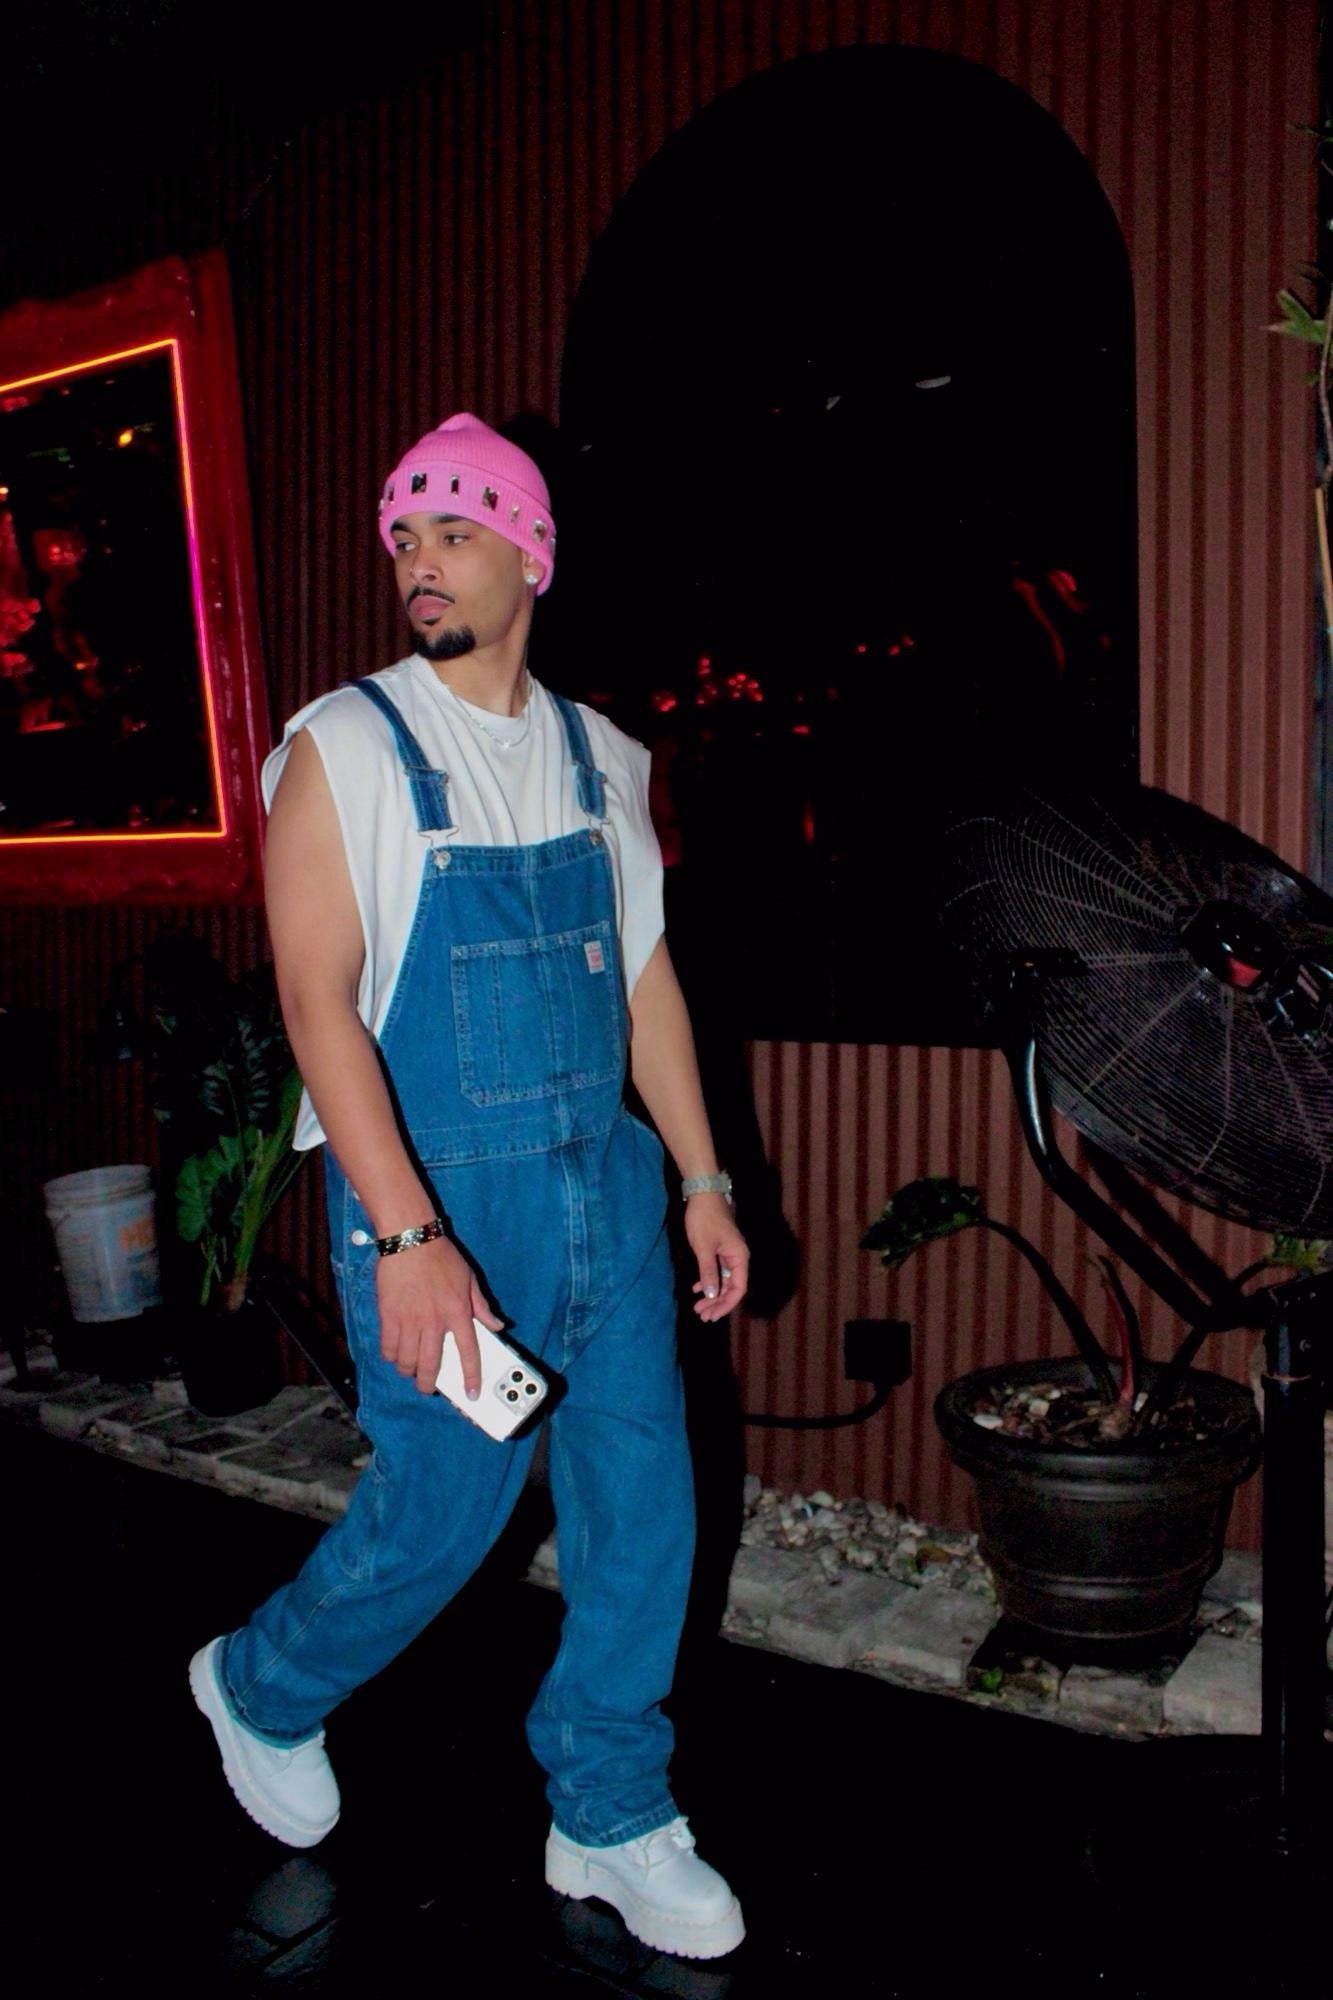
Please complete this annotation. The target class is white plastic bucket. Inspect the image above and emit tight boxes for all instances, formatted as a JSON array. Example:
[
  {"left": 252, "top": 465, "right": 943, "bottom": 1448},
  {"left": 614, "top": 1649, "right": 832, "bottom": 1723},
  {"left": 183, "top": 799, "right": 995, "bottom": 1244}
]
[{"left": 42, "top": 1164, "right": 162, "bottom": 1323}]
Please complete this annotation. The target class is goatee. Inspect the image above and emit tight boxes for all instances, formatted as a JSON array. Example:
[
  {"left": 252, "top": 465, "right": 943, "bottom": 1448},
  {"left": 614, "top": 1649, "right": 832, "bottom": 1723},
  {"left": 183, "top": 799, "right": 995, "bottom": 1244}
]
[{"left": 416, "top": 623, "right": 478, "bottom": 662}]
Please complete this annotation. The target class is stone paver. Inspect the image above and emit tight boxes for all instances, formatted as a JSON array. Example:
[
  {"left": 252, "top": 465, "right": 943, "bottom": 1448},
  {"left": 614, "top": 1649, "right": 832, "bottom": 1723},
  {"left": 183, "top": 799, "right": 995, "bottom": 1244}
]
[
  {"left": 0, "top": 1366, "right": 94, "bottom": 1405},
  {"left": 92, "top": 1389, "right": 193, "bottom": 1439},
  {"left": 1202, "top": 1549, "right": 1262, "bottom": 1609},
  {"left": 767, "top": 1570, "right": 909, "bottom": 1670},
  {"left": 131, "top": 1408, "right": 252, "bottom": 1453},
  {"left": 1059, "top": 1663, "right": 1168, "bottom": 1735},
  {"left": 528, "top": 1532, "right": 559, "bottom": 1590},
  {"left": 38, "top": 1379, "right": 150, "bottom": 1436},
  {"left": 211, "top": 1446, "right": 347, "bottom": 1517},
  {"left": 213, "top": 1385, "right": 337, "bottom": 1437},
  {"left": 727, "top": 1545, "right": 822, "bottom": 1621},
  {"left": 1163, "top": 1631, "right": 1262, "bottom": 1735},
  {"left": 310, "top": 1465, "right": 359, "bottom": 1512},
  {"left": 863, "top": 1581, "right": 998, "bottom": 1688},
  {"left": 217, "top": 1440, "right": 325, "bottom": 1480},
  {"left": 221, "top": 1404, "right": 368, "bottom": 1469}
]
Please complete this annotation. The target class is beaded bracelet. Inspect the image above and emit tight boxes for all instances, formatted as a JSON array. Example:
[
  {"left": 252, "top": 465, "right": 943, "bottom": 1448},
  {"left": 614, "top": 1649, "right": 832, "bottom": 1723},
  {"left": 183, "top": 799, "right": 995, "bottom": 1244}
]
[{"left": 374, "top": 1217, "right": 447, "bottom": 1257}]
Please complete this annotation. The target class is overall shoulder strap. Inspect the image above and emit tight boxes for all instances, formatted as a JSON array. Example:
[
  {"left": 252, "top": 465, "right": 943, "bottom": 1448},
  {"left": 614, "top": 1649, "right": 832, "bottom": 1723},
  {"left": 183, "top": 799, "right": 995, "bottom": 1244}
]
[
  {"left": 550, "top": 692, "right": 607, "bottom": 821},
  {"left": 351, "top": 679, "right": 454, "bottom": 833}
]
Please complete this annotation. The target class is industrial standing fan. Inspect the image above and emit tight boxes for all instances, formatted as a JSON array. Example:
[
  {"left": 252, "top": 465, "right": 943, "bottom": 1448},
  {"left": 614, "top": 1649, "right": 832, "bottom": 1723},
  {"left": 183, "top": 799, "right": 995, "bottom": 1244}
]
[{"left": 940, "top": 781, "right": 1331, "bottom": 1869}]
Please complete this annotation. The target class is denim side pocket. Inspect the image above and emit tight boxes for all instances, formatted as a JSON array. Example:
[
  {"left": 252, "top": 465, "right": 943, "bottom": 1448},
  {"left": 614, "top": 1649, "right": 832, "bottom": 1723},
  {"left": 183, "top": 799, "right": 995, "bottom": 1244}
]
[{"left": 329, "top": 1242, "right": 380, "bottom": 1367}]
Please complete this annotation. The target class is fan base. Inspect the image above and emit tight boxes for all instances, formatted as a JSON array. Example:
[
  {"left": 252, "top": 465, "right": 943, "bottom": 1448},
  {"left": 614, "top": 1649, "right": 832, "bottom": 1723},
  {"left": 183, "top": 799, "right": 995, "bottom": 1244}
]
[{"left": 1082, "top": 1737, "right": 1332, "bottom": 1963}]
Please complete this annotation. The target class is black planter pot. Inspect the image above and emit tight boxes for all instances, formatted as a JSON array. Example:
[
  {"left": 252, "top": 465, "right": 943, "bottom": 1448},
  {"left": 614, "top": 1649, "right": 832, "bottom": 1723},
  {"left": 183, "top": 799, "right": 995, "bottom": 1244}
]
[
  {"left": 935, "top": 1357, "right": 1262, "bottom": 1665},
  {"left": 176, "top": 1291, "right": 287, "bottom": 1418}
]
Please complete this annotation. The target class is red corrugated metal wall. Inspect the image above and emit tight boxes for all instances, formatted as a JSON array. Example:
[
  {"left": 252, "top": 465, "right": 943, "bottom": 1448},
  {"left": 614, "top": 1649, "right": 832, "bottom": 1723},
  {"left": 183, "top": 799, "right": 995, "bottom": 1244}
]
[{"left": 1, "top": 1, "right": 1318, "bottom": 1552}]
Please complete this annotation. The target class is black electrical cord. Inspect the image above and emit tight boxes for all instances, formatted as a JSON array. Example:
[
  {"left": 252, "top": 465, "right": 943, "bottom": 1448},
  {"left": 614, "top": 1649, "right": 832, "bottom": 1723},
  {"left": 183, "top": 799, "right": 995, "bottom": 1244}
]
[{"left": 740, "top": 1380, "right": 895, "bottom": 1430}]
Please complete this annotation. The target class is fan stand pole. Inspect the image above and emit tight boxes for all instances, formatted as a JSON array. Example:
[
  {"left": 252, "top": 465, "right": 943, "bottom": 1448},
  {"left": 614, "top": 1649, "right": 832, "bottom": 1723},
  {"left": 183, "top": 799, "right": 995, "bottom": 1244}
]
[
  {"left": 1004, "top": 1034, "right": 1218, "bottom": 1326},
  {"left": 251, "top": 1258, "right": 359, "bottom": 1415},
  {"left": 1258, "top": 1274, "right": 1329, "bottom": 1855},
  {"left": 1004, "top": 1029, "right": 1329, "bottom": 1861}
]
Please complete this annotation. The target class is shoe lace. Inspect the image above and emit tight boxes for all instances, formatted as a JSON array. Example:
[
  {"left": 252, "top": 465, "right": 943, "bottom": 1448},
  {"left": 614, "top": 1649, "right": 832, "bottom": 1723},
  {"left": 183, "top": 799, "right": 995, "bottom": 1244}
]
[
  {"left": 273, "top": 1730, "right": 326, "bottom": 1770},
  {"left": 641, "top": 1818, "right": 695, "bottom": 1869}
]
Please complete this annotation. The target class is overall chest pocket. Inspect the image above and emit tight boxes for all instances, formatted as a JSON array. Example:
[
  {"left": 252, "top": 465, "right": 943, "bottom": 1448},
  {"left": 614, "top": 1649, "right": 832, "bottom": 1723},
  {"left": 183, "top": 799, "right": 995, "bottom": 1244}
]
[{"left": 450, "top": 920, "right": 625, "bottom": 1106}]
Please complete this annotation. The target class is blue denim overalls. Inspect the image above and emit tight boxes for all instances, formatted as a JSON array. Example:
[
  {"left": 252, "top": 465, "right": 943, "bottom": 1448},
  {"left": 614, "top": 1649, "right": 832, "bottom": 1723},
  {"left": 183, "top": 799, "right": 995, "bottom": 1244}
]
[{"left": 219, "top": 681, "right": 696, "bottom": 1847}]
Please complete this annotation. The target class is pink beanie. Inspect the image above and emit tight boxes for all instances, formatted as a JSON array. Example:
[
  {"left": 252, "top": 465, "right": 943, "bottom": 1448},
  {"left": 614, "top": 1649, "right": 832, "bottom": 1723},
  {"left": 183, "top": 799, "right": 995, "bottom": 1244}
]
[{"left": 378, "top": 413, "right": 556, "bottom": 592}]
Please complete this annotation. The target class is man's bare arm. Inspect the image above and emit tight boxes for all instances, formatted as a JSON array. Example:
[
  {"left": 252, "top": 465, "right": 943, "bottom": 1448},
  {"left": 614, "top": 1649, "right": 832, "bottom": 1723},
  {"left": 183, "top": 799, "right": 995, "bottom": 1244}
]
[
  {"left": 265, "top": 730, "right": 500, "bottom": 1393},
  {"left": 628, "top": 937, "right": 749, "bottom": 1321}
]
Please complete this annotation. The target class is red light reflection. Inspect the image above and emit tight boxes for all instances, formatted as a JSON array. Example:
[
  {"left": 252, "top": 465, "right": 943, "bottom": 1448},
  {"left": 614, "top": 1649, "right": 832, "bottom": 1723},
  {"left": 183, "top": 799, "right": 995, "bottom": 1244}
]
[{"left": 0, "top": 335, "right": 229, "bottom": 846}]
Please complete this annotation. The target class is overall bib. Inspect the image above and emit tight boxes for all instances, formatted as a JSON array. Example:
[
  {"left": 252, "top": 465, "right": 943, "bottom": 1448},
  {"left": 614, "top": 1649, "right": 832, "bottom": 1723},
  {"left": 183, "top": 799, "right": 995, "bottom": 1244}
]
[{"left": 220, "top": 682, "right": 696, "bottom": 1847}]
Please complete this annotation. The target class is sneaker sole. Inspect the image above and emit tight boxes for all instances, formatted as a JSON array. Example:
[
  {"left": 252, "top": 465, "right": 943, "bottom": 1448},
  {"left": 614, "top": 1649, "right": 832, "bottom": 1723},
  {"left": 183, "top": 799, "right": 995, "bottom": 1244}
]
[
  {"left": 189, "top": 1642, "right": 339, "bottom": 1850},
  {"left": 545, "top": 1844, "right": 745, "bottom": 1960}
]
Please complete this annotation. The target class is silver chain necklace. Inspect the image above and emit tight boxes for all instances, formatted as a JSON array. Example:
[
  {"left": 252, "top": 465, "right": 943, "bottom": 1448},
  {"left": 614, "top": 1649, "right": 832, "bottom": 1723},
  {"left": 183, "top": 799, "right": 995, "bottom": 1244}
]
[{"left": 445, "top": 677, "right": 534, "bottom": 750}]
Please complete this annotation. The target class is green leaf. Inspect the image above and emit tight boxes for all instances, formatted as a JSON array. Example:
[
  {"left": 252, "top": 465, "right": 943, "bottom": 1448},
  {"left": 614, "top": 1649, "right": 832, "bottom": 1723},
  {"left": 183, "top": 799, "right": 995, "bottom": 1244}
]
[
  {"left": 229, "top": 1068, "right": 307, "bottom": 1286},
  {"left": 861, "top": 1176, "right": 986, "bottom": 1267},
  {"left": 1268, "top": 290, "right": 1327, "bottom": 345},
  {"left": 176, "top": 1133, "right": 245, "bottom": 1246},
  {"left": 145, "top": 939, "right": 296, "bottom": 1149},
  {"left": 176, "top": 1132, "right": 251, "bottom": 1306},
  {"left": 1266, "top": 1234, "right": 1330, "bottom": 1275}
]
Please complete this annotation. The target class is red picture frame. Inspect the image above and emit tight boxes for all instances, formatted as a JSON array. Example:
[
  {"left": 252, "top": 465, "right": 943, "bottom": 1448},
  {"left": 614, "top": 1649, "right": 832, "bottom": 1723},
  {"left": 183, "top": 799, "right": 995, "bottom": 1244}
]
[{"left": 0, "top": 251, "right": 269, "bottom": 902}]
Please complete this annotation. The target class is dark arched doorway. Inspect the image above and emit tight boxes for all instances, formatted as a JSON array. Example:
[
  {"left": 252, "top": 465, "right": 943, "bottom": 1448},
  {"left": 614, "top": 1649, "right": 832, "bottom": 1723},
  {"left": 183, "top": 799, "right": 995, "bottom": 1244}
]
[{"left": 553, "top": 44, "right": 1137, "bottom": 1045}]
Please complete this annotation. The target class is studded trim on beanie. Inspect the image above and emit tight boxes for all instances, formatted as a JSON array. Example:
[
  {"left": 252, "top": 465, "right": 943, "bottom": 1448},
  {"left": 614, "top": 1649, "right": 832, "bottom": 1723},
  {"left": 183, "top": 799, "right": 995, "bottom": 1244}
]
[{"left": 378, "top": 412, "right": 556, "bottom": 591}]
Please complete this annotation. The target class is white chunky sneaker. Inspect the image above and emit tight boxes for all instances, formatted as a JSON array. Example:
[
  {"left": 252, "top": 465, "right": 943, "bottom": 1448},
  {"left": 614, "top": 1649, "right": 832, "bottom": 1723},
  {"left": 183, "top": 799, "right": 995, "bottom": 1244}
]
[
  {"left": 545, "top": 1816, "right": 745, "bottom": 1960},
  {"left": 189, "top": 1638, "right": 340, "bottom": 1849}
]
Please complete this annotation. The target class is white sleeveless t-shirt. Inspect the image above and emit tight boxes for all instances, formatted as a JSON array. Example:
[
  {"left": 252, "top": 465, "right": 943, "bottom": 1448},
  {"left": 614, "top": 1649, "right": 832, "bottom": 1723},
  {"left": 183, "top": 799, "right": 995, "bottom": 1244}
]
[{"left": 262, "top": 656, "right": 665, "bottom": 1151}]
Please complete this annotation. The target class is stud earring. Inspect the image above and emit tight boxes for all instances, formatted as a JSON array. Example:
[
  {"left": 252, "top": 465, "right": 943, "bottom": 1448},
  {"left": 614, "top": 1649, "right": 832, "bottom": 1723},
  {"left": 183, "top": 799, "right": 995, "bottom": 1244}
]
[{"left": 524, "top": 572, "right": 539, "bottom": 586}]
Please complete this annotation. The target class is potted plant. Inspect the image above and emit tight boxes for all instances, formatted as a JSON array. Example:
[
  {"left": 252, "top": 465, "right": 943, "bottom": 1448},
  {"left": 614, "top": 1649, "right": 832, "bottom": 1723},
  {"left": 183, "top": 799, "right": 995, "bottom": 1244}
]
[
  {"left": 861, "top": 1175, "right": 1277, "bottom": 1664},
  {"left": 146, "top": 936, "right": 309, "bottom": 1414}
]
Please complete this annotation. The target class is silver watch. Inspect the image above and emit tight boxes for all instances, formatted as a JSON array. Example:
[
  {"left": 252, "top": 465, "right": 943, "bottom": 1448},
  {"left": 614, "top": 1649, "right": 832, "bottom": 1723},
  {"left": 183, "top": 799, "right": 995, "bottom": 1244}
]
[{"left": 681, "top": 1172, "right": 733, "bottom": 1204}]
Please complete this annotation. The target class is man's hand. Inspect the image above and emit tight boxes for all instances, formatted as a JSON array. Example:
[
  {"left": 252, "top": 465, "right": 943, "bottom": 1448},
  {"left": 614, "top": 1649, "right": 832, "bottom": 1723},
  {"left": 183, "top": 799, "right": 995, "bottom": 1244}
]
[
  {"left": 376, "top": 1237, "right": 504, "bottom": 1396},
  {"left": 685, "top": 1191, "right": 749, "bottom": 1322}
]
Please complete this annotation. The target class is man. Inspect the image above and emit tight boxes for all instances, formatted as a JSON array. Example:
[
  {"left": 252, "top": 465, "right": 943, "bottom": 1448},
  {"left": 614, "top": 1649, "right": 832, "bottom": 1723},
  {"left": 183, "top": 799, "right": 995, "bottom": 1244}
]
[{"left": 188, "top": 414, "right": 749, "bottom": 1962}]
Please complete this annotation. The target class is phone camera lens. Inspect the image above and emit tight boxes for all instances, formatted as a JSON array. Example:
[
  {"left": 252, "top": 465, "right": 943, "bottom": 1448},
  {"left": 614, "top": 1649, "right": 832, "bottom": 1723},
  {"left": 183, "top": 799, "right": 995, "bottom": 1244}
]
[
  {"left": 510, "top": 1369, "right": 523, "bottom": 1382},
  {"left": 505, "top": 1388, "right": 519, "bottom": 1402}
]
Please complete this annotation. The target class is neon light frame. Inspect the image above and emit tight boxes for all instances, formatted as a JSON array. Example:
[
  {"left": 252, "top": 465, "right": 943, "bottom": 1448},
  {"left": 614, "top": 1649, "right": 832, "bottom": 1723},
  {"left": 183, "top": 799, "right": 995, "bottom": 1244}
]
[{"left": 0, "top": 253, "right": 269, "bottom": 903}]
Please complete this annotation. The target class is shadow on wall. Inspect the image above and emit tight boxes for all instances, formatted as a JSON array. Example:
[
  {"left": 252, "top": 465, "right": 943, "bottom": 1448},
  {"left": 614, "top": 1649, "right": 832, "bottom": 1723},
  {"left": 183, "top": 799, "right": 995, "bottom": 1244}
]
[
  {"left": 661, "top": 858, "right": 804, "bottom": 1672},
  {"left": 552, "top": 41, "right": 1139, "bottom": 1049}
]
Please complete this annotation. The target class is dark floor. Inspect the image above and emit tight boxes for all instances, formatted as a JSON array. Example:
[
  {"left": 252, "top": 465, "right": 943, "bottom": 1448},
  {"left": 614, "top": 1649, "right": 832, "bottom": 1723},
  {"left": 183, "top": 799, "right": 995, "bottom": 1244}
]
[{"left": 5, "top": 1424, "right": 1327, "bottom": 1999}]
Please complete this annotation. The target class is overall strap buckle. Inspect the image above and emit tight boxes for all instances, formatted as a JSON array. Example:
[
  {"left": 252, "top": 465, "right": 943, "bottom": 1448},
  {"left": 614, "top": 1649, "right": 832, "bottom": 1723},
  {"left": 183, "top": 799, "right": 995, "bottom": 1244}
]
[
  {"left": 550, "top": 691, "right": 607, "bottom": 825},
  {"left": 350, "top": 678, "right": 456, "bottom": 835}
]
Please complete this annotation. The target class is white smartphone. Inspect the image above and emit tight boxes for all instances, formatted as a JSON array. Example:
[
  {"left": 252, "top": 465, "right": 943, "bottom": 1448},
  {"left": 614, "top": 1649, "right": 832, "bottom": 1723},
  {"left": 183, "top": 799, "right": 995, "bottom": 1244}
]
[{"left": 435, "top": 1318, "right": 549, "bottom": 1441}]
